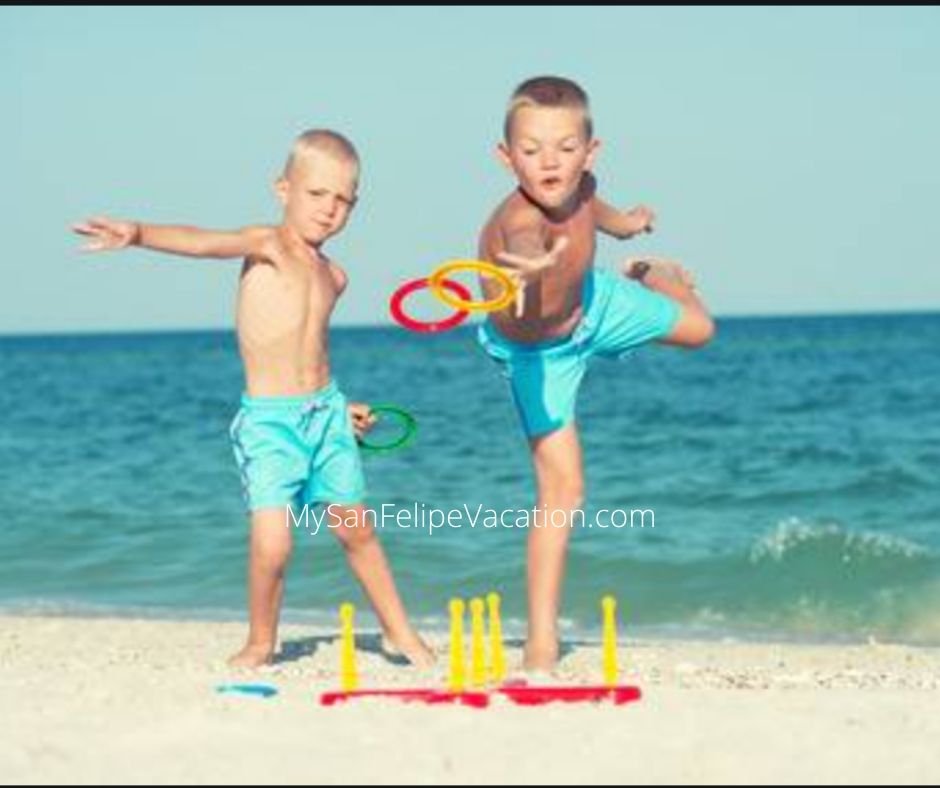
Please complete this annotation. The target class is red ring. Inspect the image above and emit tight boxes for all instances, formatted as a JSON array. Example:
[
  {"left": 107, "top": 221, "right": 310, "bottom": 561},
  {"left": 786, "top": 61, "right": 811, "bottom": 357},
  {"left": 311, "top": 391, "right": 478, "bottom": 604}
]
[{"left": 389, "top": 277, "right": 472, "bottom": 333}]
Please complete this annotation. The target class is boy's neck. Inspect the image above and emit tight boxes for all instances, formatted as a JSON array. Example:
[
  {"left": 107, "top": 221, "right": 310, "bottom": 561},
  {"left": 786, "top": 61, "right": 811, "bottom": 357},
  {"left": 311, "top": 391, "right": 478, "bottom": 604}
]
[
  {"left": 281, "top": 223, "right": 325, "bottom": 261},
  {"left": 518, "top": 185, "right": 582, "bottom": 225}
]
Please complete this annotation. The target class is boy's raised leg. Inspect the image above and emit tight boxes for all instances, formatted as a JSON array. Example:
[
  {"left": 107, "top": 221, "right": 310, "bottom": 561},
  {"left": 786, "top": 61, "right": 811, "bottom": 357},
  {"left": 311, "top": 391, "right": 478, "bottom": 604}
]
[
  {"left": 625, "top": 259, "right": 715, "bottom": 348},
  {"left": 526, "top": 423, "right": 585, "bottom": 673},
  {"left": 329, "top": 503, "right": 434, "bottom": 668},
  {"left": 228, "top": 506, "right": 293, "bottom": 668}
]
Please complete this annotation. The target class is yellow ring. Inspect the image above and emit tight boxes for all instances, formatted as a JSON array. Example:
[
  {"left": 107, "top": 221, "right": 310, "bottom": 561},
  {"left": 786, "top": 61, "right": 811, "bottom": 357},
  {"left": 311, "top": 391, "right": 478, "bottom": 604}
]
[{"left": 427, "top": 260, "right": 518, "bottom": 313}]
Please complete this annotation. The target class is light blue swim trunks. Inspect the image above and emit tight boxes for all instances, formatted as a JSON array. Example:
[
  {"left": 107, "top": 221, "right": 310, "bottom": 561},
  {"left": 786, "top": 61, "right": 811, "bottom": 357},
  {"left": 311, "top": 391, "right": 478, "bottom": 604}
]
[
  {"left": 478, "top": 268, "right": 681, "bottom": 438},
  {"left": 229, "top": 379, "right": 365, "bottom": 511}
]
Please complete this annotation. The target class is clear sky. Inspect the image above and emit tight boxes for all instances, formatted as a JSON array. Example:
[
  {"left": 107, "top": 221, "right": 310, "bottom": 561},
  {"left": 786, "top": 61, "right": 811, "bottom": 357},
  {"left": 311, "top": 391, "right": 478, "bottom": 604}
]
[{"left": 2, "top": 6, "right": 938, "bottom": 334}]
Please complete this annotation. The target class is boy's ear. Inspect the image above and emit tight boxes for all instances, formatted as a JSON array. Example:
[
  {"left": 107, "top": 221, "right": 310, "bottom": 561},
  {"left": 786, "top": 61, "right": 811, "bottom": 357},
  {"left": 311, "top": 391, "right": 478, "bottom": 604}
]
[
  {"left": 273, "top": 176, "right": 289, "bottom": 207},
  {"left": 584, "top": 138, "right": 601, "bottom": 171},
  {"left": 496, "top": 141, "right": 515, "bottom": 173}
]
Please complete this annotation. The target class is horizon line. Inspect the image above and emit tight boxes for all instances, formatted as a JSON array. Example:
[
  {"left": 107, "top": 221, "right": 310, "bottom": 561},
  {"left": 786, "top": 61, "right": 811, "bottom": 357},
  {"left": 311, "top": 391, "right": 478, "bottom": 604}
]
[{"left": 1, "top": 306, "right": 939, "bottom": 341}]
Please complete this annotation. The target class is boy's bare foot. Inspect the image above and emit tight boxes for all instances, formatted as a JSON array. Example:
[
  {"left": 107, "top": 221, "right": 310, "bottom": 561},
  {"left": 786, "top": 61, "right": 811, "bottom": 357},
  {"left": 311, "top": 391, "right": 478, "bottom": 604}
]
[
  {"left": 381, "top": 632, "right": 436, "bottom": 669},
  {"left": 504, "top": 665, "right": 565, "bottom": 687},
  {"left": 227, "top": 643, "right": 275, "bottom": 669},
  {"left": 623, "top": 257, "right": 695, "bottom": 289}
]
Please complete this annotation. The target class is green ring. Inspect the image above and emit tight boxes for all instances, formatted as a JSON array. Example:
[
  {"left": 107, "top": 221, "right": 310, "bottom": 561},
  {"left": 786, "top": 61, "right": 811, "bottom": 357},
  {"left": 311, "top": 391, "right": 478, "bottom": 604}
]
[{"left": 357, "top": 404, "right": 417, "bottom": 453}]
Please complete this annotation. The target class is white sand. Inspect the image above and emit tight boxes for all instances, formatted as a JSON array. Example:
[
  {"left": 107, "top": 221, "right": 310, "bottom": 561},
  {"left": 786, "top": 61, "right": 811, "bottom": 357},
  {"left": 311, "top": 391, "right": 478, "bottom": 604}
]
[{"left": 2, "top": 615, "right": 939, "bottom": 784}]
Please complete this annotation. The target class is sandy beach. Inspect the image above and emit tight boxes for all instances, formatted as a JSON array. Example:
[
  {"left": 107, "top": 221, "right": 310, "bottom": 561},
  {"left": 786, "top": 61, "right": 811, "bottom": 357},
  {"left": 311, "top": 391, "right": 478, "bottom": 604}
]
[{"left": 2, "top": 615, "right": 939, "bottom": 784}]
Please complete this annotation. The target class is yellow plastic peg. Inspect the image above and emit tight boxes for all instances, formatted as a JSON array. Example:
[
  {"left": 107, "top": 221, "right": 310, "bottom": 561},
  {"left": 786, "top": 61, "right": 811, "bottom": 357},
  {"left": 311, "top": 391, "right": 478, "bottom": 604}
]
[
  {"left": 470, "top": 597, "right": 487, "bottom": 687},
  {"left": 487, "top": 592, "right": 506, "bottom": 683},
  {"left": 602, "top": 595, "right": 618, "bottom": 687},
  {"left": 339, "top": 602, "right": 358, "bottom": 692}
]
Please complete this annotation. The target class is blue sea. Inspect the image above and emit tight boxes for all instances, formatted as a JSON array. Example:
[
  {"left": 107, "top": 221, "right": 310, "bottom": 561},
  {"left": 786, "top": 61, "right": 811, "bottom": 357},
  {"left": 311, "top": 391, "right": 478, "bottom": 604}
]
[{"left": 1, "top": 313, "right": 939, "bottom": 644}]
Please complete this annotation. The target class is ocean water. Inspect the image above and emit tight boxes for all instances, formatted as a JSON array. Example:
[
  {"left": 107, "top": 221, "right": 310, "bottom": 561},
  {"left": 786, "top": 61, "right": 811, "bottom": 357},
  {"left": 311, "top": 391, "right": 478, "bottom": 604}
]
[{"left": 1, "top": 312, "right": 939, "bottom": 644}]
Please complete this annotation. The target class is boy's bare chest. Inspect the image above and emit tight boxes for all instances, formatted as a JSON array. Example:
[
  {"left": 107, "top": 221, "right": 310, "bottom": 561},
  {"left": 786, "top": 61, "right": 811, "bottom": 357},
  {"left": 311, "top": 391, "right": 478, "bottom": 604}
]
[
  {"left": 240, "top": 260, "right": 341, "bottom": 323},
  {"left": 280, "top": 260, "right": 342, "bottom": 312},
  {"left": 550, "top": 202, "right": 595, "bottom": 263}
]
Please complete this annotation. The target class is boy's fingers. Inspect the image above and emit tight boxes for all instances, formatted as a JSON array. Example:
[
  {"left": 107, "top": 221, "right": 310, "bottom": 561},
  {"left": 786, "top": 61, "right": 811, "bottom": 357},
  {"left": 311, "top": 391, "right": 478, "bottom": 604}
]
[
  {"left": 514, "top": 272, "right": 526, "bottom": 317},
  {"left": 495, "top": 251, "right": 532, "bottom": 269},
  {"left": 549, "top": 235, "right": 569, "bottom": 257}
]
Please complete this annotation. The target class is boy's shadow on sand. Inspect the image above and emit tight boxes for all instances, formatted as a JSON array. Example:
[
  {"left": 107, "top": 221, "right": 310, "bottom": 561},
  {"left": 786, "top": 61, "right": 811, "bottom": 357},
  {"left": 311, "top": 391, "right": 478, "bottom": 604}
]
[{"left": 275, "top": 633, "right": 415, "bottom": 666}]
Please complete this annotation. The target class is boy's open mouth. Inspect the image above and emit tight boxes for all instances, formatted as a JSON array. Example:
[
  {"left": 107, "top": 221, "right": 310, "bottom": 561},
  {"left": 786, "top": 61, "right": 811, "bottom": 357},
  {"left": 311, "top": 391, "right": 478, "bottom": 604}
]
[{"left": 541, "top": 176, "right": 563, "bottom": 190}]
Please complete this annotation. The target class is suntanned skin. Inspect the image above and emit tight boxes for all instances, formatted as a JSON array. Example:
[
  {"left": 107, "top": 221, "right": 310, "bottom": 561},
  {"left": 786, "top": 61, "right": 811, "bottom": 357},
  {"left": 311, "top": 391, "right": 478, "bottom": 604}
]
[
  {"left": 73, "top": 147, "right": 434, "bottom": 670},
  {"left": 478, "top": 103, "right": 715, "bottom": 672},
  {"left": 479, "top": 178, "right": 596, "bottom": 343}
]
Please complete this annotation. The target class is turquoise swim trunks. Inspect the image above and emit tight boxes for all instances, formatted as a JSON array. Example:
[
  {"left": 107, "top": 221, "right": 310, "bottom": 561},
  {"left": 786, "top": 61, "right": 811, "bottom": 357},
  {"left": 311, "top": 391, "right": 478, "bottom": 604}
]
[
  {"left": 229, "top": 379, "right": 365, "bottom": 511},
  {"left": 478, "top": 268, "right": 681, "bottom": 438}
]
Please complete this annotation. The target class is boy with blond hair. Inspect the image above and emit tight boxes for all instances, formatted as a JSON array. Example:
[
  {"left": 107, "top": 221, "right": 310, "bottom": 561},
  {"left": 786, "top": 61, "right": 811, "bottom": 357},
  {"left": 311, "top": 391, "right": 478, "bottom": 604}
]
[
  {"left": 74, "top": 129, "right": 433, "bottom": 668},
  {"left": 478, "top": 77, "right": 715, "bottom": 672}
]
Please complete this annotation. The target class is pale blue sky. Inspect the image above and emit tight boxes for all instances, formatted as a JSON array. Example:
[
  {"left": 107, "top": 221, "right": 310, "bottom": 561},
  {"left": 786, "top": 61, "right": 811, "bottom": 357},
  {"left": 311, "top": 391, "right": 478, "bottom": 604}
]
[{"left": 2, "top": 6, "right": 938, "bottom": 334}]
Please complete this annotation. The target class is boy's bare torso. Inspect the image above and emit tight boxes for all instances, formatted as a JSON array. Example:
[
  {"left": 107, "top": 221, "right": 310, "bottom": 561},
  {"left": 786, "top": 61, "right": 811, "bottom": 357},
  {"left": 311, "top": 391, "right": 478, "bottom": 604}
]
[
  {"left": 236, "top": 228, "right": 347, "bottom": 397},
  {"left": 479, "top": 183, "right": 597, "bottom": 343}
]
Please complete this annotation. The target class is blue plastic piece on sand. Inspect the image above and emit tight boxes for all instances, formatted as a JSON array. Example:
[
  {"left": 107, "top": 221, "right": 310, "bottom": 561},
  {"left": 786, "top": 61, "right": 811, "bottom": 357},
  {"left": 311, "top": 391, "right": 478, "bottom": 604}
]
[{"left": 216, "top": 683, "right": 278, "bottom": 698}]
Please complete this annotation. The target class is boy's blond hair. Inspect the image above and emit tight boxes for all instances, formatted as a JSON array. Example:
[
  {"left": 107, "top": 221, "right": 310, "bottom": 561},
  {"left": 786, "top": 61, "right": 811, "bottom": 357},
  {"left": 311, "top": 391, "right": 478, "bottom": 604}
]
[
  {"left": 504, "top": 76, "right": 593, "bottom": 142},
  {"left": 283, "top": 128, "right": 360, "bottom": 177}
]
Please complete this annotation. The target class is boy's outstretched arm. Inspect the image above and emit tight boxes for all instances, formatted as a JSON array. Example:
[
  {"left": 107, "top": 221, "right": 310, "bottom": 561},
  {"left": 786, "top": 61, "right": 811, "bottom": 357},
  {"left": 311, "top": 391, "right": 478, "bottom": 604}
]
[
  {"left": 594, "top": 196, "right": 655, "bottom": 239},
  {"left": 72, "top": 216, "right": 275, "bottom": 259},
  {"left": 494, "top": 210, "right": 569, "bottom": 317}
]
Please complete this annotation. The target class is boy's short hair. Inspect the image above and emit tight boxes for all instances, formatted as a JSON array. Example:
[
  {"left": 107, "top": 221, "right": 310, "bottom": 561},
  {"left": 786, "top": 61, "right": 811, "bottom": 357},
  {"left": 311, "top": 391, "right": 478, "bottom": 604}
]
[
  {"left": 504, "top": 76, "right": 593, "bottom": 142},
  {"left": 283, "top": 129, "right": 360, "bottom": 177}
]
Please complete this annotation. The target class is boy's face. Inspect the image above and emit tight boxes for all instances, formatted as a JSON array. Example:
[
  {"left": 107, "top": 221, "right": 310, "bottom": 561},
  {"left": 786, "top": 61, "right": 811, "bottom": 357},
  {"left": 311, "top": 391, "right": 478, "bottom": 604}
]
[
  {"left": 499, "top": 106, "right": 598, "bottom": 213},
  {"left": 276, "top": 150, "right": 358, "bottom": 246}
]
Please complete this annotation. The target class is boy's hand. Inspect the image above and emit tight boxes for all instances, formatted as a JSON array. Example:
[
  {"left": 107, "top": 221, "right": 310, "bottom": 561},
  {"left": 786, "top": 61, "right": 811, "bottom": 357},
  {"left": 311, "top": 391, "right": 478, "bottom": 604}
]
[
  {"left": 72, "top": 216, "right": 140, "bottom": 252},
  {"left": 622, "top": 205, "right": 656, "bottom": 236},
  {"left": 348, "top": 402, "right": 377, "bottom": 438},
  {"left": 496, "top": 236, "right": 570, "bottom": 317}
]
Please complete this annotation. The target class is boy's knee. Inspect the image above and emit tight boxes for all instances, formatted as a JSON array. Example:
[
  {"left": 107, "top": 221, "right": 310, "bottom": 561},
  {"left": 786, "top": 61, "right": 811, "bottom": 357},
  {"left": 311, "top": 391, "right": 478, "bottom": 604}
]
[
  {"left": 332, "top": 510, "right": 376, "bottom": 550},
  {"left": 338, "top": 523, "right": 376, "bottom": 551},
  {"left": 688, "top": 313, "right": 715, "bottom": 347},
  {"left": 254, "top": 539, "right": 292, "bottom": 570},
  {"left": 565, "top": 485, "right": 585, "bottom": 510},
  {"left": 670, "top": 308, "right": 715, "bottom": 348},
  {"left": 541, "top": 475, "right": 584, "bottom": 510}
]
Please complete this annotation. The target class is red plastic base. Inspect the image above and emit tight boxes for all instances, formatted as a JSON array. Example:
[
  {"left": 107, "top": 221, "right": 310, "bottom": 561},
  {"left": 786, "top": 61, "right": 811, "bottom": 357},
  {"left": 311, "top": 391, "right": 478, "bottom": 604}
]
[
  {"left": 497, "top": 684, "right": 642, "bottom": 706},
  {"left": 320, "top": 688, "right": 490, "bottom": 708},
  {"left": 320, "top": 685, "right": 642, "bottom": 708}
]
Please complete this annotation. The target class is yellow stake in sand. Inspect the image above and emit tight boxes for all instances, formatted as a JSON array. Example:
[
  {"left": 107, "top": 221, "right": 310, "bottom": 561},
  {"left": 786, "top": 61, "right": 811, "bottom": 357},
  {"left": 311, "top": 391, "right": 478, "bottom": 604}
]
[
  {"left": 339, "top": 602, "right": 358, "bottom": 692},
  {"left": 602, "top": 595, "right": 618, "bottom": 687},
  {"left": 487, "top": 592, "right": 506, "bottom": 683},
  {"left": 470, "top": 598, "right": 487, "bottom": 687},
  {"left": 448, "top": 598, "right": 466, "bottom": 692}
]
